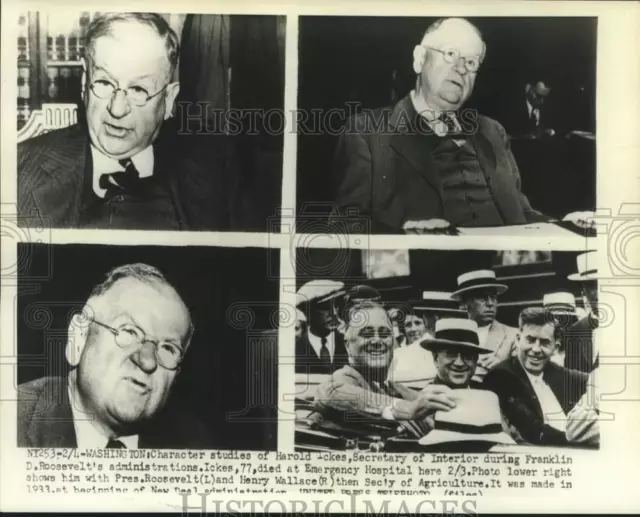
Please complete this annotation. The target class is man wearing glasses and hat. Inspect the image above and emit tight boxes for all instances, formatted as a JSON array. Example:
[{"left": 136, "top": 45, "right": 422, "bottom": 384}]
[
  {"left": 452, "top": 269, "right": 518, "bottom": 383},
  {"left": 389, "top": 291, "right": 465, "bottom": 390},
  {"left": 564, "top": 251, "right": 600, "bottom": 373},
  {"left": 18, "top": 263, "right": 210, "bottom": 448},
  {"left": 18, "top": 13, "right": 237, "bottom": 230}
]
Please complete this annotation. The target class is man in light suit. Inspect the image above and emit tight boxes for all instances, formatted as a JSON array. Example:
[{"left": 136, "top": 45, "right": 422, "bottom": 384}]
[
  {"left": 483, "top": 307, "right": 588, "bottom": 446},
  {"left": 18, "top": 263, "right": 211, "bottom": 448},
  {"left": 18, "top": 12, "right": 239, "bottom": 231},
  {"left": 452, "top": 269, "right": 518, "bottom": 383},
  {"left": 330, "top": 18, "right": 589, "bottom": 234}
]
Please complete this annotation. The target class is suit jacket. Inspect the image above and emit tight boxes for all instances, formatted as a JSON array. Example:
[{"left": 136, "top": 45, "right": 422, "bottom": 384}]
[
  {"left": 330, "top": 94, "right": 547, "bottom": 234},
  {"left": 17, "top": 122, "right": 241, "bottom": 231},
  {"left": 18, "top": 376, "right": 213, "bottom": 449},
  {"left": 564, "top": 315, "right": 598, "bottom": 374},
  {"left": 499, "top": 94, "right": 554, "bottom": 138},
  {"left": 482, "top": 357, "right": 588, "bottom": 446},
  {"left": 472, "top": 320, "right": 519, "bottom": 382},
  {"left": 296, "top": 331, "right": 348, "bottom": 374}
]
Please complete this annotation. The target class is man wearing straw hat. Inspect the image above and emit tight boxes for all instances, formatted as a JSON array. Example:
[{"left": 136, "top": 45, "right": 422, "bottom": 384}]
[
  {"left": 295, "top": 280, "right": 348, "bottom": 374},
  {"left": 451, "top": 269, "right": 517, "bottom": 382},
  {"left": 543, "top": 291, "right": 580, "bottom": 366},
  {"left": 389, "top": 292, "right": 465, "bottom": 390},
  {"left": 483, "top": 307, "right": 588, "bottom": 446},
  {"left": 564, "top": 250, "right": 599, "bottom": 373}
]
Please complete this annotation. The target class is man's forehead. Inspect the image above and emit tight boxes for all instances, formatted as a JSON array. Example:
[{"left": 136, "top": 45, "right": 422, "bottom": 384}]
[
  {"left": 352, "top": 306, "right": 390, "bottom": 327},
  {"left": 522, "top": 323, "right": 555, "bottom": 336},
  {"left": 423, "top": 19, "right": 484, "bottom": 53},
  {"left": 91, "top": 22, "right": 170, "bottom": 76}
]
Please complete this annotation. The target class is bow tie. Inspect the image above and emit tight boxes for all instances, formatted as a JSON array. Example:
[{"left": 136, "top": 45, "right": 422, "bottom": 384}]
[{"left": 99, "top": 159, "right": 141, "bottom": 197}]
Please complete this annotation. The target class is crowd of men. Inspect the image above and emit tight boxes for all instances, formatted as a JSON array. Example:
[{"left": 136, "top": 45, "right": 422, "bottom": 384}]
[{"left": 296, "top": 251, "right": 600, "bottom": 448}]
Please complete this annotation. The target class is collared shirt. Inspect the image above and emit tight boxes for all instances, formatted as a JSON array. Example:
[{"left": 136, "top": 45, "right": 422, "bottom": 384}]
[
  {"left": 91, "top": 145, "right": 154, "bottom": 198},
  {"left": 526, "top": 100, "right": 540, "bottom": 127},
  {"left": 522, "top": 366, "right": 567, "bottom": 432},
  {"left": 69, "top": 383, "right": 139, "bottom": 449},
  {"left": 410, "top": 90, "right": 464, "bottom": 141},
  {"left": 308, "top": 330, "right": 335, "bottom": 362}
]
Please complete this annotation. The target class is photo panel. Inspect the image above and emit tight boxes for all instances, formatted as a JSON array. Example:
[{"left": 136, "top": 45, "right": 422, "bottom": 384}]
[
  {"left": 296, "top": 16, "right": 597, "bottom": 236},
  {"left": 16, "top": 11, "right": 285, "bottom": 232},
  {"left": 295, "top": 248, "right": 599, "bottom": 453},
  {"left": 16, "top": 243, "right": 279, "bottom": 450}
]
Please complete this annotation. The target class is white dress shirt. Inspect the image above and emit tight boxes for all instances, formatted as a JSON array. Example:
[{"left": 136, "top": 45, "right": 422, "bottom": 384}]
[
  {"left": 410, "top": 90, "right": 464, "bottom": 141},
  {"left": 308, "top": 330, "right": 335, "bottom": 362},
  {"left": 523, "top": 367, "right": 567, "bottom": 432},
  {"left": 526, "top": 100, "right": 540, "bottom": 127},
  {"left": 69, "top": 384, "right": 139, "bottom": 449},
  {"left": 92, "top": 145, "right": 154, "bottom": 198},
  {"left": 476, "top": 324, "right": 491, "bottom": 350}
]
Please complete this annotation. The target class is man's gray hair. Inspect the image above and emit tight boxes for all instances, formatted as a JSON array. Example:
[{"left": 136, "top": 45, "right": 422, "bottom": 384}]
[
  {"left": 85, "top": 12, "right": 180, "bottom": 76},
  {"left": 88, "top": 263, "right": 194, "bottom": 348},
  {"left": 421, "top": 17, "right": 484, "bottom": 43}
]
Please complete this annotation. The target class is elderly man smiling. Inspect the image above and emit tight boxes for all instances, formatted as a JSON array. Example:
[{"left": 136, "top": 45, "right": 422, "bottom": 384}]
[
  {"left": 313, "top": 300, "right": 457, "bottom": 427},
  {"left": 331, "top": 17, "right": 588, "bottom": 234}
]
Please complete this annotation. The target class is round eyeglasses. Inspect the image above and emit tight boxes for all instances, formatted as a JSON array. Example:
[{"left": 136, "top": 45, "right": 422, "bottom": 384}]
[
  {"left": 89, "top": 79, "right": 169, "bottom": 107},
  {"left": 424, "top": 46, "right": 482, "bottom": 73},
  {"left": 92, "top": 319, "right": 183, "bottom": 370}
]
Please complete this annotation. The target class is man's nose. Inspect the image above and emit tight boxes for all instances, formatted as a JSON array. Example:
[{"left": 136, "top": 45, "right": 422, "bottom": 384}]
[
  {"left": 454, "top": 58, "right": 468, "bottom": 75},
  {"left": 130, "top": 341, "right": 158, "bottom": 373},
  {"left": 530, "top": 340, "right": 542, "bottom": 353},
  {"left": 452, "top": 353, "right": 466, "bottom": 366},
  {"left": 108, "top": 89, "right": 131, "bottom": 119}
]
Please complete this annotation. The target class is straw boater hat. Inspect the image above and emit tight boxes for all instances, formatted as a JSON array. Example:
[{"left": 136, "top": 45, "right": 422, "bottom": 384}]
[
  {"left": 543, "top": 292, "right": 577, "bottom": 315},
  {"left": 450, "top": 270, "right": 508, "bottom": 301},
  {"left": 295, "top": 280, "right": 344, "bottom": 307},
  {"left": 419, "top": 389, "right": 515, "bottom": 446},
  {"left": 410, "top": 291, "right": 465, "bottom": 315},
  {"left": 420, "top": 318, "right": 493, "bottom": 354},
  {"left": 568, "top": 251, "right": 598, "bottom": 281}
]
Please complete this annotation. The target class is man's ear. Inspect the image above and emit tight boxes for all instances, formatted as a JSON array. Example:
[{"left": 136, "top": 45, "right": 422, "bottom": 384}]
[
  {"left": 164, "top": 82, "right": 180, "bottom": 120},
  {"left": 81, "top": 58, "right": 87, "bottom": 98},
  {"left": 412, "top": 45, "right": 426, "bottom": 75},
  {"left": 66, "top": 310, "right": 90, "bottom": 367}
]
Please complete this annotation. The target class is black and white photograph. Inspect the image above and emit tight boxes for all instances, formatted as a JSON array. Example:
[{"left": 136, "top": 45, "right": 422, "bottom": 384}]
[
  {"left": 295, "top": 248, "right": 599, "bottom": 452},
  {"left": 16, "top": 12, "right": 285, "bottom": 231},
  {"left": 296, "top": 16, "right": 597, "bottom": 235},
  {"left": 16, "top": 243, "right": 279, "bottom": 450}
]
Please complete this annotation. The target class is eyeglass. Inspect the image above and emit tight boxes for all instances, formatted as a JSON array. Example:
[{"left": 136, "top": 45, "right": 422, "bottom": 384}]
[
  {"left": 441, "top": 349, "right": 478, "bottom": 362},
  {"left": 92, "top": 319, "right": 184, "bottom": 370},
  {"left": 423, "top": 46, "right": 482, "bottom": 73},
  {"left": 89, "top": 79, "right": 169, "bottom": 107},
  {"left": 359, "top": 327, "right": 393, "bottom": 340}
]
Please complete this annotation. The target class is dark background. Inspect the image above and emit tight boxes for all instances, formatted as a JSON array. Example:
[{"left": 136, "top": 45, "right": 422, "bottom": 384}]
[
  {"left": 297, "top": 16, "right": 597, "bottom": 221},
  {"left": 297, "top": 248, "right": 586, "bottom": 326},
  {"left": 17, "top": 243, "right": 280, "bottom": 450}
]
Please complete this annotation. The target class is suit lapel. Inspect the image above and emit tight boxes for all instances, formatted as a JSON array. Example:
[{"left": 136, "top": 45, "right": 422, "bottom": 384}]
[
  {"left": 389, "top": 95, "right": 442, "bottom": 195},
  {"left": 510, "top": 358, "right": 544, "bottom": 419},
  {"left": 31, "top": 126, "right": 87, "bottom": 227},
  {"left": 26, "top": 377, "right": 77, "bottom": 448},
  {"left": 153, "top": 146, "right": 189, "bottom": 230},
  {"left": 468, "top": 120, "right": 527, "bottom": 225}
]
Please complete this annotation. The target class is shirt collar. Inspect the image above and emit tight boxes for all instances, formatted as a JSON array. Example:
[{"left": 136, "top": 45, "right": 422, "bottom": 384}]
[
  {"left": 91, "top": 145, "right": 154, "bottom": 197},
  {"left": 308, "top": 330, "right": 335, "bottom": 359},
  {"left": 68, "top": 381, "right": 139, "bottom": 449},
  {"left": 519, "top": 359, "right": 545, "bottom": 385},
  {"left": 410, "top": 90, "right": 463, "bottom": 137}
]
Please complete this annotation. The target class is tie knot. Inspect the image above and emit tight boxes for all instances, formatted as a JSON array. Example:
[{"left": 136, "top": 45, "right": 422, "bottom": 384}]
[
  {"left": 106, "top": 438, "right": 126, "bottom": 449},
  {"left": 321, "top": 337, "right": 327, "bottom": 346},
  {"left": 438, "top": 112, "right": 460, "bottom": 135}
]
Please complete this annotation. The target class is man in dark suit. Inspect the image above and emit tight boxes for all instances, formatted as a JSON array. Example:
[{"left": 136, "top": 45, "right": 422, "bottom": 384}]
[
  {"left": 564, "top": 251, "right": 599, "bottom": 373},
  {"left": 483, "top": 307, "right": 588, "bottom": 446},
  {"left": 331, "top": 18, "right": 589, "bottom": 234},
  {"left": 500, "top": 80, "right": 555, "bottom": 139},
  {"left": 18, "top": 12, "right": 239, "bottom": 231},
  {"left": 295, "top": 280, "right": 348, "bottom": 374},
  {"left": 18, "top": 263, "right": 211, "bottom": 448}
]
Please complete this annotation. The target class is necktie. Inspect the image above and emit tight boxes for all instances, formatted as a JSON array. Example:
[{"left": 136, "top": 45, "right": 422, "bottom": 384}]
[
  {"left": 99, "top": 159, "right": 141, "bottom": 197},
  {"left": 438, "top": 112, "right": 459, "bottom": 135},
  {"left": 106, "top": 439, "right": 126, "bottom": 449},
  {"left": 319, "top": 337, "right": 331, "bottom": 366},
  {"left": 530, "top": 108, "right": 538, "bottom": 128}
]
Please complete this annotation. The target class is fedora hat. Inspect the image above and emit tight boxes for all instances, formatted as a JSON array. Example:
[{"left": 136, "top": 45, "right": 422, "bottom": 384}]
[
  {"left": 410, "top": 291, "right": 465, "bottom": 315},
  {"left": 451, "top": 270, "right": 508, "bottom": 301},
  {"left": 419, "top": 389, "right": 515, "bottom": 446},
  {"left": 420, "top": 318, "right": 493, "bottom": 354},
  {"left": 543, "top": 292, "right": 577, "bottom": 314},
  {"left": 295, "top": 280, "right": 345, "bottom": 307},
  {"left": 568, "top": 251, "right": 598, "bottom": 281}
]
